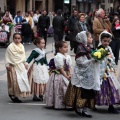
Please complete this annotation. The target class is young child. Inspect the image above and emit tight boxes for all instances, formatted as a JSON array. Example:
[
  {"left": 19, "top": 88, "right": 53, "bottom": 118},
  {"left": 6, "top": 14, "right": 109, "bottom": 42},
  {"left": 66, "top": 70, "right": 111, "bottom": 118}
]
[
  {"left": 46, "top": 41, "right": 72, "bottom": 109},
  {"left": 65, "top": 31, "right": 100, "bottom": 118},
  {"left": 5, "top": 33, "right": 30, "bottom": 103},
  {"left": 27, "top": 37, "right": 49, "bottom": 101},
  {"left": 96, "top": 31, "right": 120, "bottom": 113}
]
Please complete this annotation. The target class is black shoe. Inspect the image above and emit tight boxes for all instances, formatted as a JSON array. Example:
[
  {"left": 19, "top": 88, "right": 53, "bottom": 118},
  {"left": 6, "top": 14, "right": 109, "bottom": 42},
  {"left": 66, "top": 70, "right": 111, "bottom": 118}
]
[
  {"left": 39, "top": 95, "right": 43, "bottom": 101},
  {"left": 33, "top": 95, "right": 41, "bottom": 101},
  {"left": 82, "top": 111, "right": 92, "bottom": 118},
  {"left": 75, "top": 108, "right": 82, "bottom": 116},
  {"left": 9, "top": 94, "right": 22, "bottom": 103},
  {"left": 93, "top": 107, "right": 97, "bottom": 111},
  {"left": 108, "top": 106, "right": 119, "bottom": 114},
  {"left": 14, "top": 97, "right": 22, "bottom": 103}
]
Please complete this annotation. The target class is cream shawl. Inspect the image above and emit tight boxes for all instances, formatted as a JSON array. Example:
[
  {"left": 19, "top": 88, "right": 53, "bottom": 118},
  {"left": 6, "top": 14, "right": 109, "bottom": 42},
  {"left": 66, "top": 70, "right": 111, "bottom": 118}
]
[
  {"left": 5, "top": 42, "right": 31, "bottom": 92},
  {"left": 5, "top": 42, "right": 26, "bottom": 71}
]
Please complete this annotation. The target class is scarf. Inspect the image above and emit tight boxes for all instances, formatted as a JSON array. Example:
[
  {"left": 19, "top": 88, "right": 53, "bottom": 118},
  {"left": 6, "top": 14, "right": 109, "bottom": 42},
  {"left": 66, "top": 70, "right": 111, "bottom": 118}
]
[
  {"left": 79, "top": 21, "right": 87, "bottom": 31},
  {"left": 75, "top": 43, "right": 92, "bottom": 60},
  {"left": 5, "top": 42, "right": 26, "bottom": 71}
]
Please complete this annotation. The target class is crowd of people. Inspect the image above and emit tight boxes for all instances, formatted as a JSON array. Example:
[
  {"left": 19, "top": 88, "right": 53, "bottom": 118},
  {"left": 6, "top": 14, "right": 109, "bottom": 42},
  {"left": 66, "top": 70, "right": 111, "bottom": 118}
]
[{"left": 1, "top": 7, "right": 120, "bottom": 118}]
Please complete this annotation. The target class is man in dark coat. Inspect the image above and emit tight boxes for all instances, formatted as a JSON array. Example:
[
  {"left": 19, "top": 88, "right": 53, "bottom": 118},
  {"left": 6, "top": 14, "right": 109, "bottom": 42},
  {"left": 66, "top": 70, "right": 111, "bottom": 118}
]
[
  {"left": 53, "top": 9, "right": 65, "bottom": 42},
  {"left": 38, "top": 10, "right": 50, "bottom": 47},
  {"left": 67, "top": 9, "right": 78, "bottom": 51}
]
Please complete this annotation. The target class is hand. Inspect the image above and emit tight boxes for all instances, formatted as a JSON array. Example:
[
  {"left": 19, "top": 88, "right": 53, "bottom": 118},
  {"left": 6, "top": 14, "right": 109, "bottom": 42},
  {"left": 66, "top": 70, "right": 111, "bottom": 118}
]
[
  {"left": 107, "top": 54, "right": 112, "bottom": 58},
  {"left": 66, "top": 75, "right": 71, "bottom": 80},
  {"left": 45, "top": 28, "right": 47, "bottom": 31},
  {"left": 68, "top": 31, "right": 70, "bottom": 34},
  {"left": 105, "top": 29, "right": 109, "bottom": 32},
  {"left": 24, "top": 64, "right": 28, "bottom": 70},
  {"left": 6, "top": 66, "right": 12, "bottom": 71}
]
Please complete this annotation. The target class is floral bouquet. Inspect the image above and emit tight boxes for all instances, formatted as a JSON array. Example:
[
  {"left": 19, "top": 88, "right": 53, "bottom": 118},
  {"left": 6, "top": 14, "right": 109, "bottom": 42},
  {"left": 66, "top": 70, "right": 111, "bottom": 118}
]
[
  {"left": 91, "top": 47, "right": 108, "bottom": 61},
  {"left": 6, "top": 22, "right": 14, "bottom": 30}
]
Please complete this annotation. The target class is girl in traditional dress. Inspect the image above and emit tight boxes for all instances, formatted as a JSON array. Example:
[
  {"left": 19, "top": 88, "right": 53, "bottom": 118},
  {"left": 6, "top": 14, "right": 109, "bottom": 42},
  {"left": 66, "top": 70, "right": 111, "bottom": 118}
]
[
  {"left": 5, "top": 33, "right": 30, "bottom": 103},
  {"left": 27, "top": 37, "right": 49, "bottom": 101},
  {"left": 46, "top": 41, "right": 72, "bottom": 109},
  {"left": 65, "top": 31, "right": 100, "bottom": 118},
  {"left": 96, "top": 31, "right": 120, "bottom": 113}
]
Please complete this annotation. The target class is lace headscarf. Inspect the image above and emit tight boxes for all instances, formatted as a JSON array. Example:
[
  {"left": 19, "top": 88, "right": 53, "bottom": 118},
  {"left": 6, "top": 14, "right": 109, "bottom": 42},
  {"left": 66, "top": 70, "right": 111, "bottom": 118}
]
[
  {"left": 98, "top": 30, "right": 112, "bottom": 47},
  {"left": 76, "top": 31, "right": 87, "bottom": 45},
  {"left": 75, "top": 31, "right": 92, "bottom": 59}
]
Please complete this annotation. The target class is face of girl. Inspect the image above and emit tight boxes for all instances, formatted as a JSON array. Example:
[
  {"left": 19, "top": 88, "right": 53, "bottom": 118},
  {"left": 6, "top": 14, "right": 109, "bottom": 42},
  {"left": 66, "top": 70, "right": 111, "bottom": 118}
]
[
  {"left": 101, "top": 37, "right": 111, "bottom": 47},
  {"left": 80, "top": 15, "right": 85, "bottom": 22},
  {"left": 59, "top": 43, "right": 68, "bottom": 54},
  {"left": 115, "top": 20, "right": 120, "bottom": 25},
  {"left": 37, "top": 39, "right": 45, "bottom": 49},
  {"left": 6, "top": 12, "right": 9, "bottom": 17},
  {"left": 87, "top": 34, "right": 93, "bottom": 45},
  {"left": 13, "top": 34, "right": 22, "bottom": 44}
]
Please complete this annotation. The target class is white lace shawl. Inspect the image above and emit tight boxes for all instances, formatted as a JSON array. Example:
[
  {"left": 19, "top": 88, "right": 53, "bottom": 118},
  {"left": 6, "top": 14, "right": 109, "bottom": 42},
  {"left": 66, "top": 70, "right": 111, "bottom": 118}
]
[{"left": 71, "top": 56, "right": 100, "bottom": 91}]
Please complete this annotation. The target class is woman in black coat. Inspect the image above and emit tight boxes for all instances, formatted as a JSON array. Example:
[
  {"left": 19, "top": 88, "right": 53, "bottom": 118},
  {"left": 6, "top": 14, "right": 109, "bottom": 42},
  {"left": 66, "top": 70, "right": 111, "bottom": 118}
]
[
  {"left": 110, "top": 18, "right": 120, "bottom": 64},
  {"left": 73, "top": 13, "right": 91, "bottom": 53}
]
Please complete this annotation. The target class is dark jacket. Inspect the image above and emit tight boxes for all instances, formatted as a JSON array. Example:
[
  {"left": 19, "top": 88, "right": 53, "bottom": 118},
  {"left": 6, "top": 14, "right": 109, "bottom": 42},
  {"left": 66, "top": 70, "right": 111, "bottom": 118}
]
[
  {"left": 53, "top": 15, "right": 64, "bottom": 32},
  {"left": 38, "top": 15, "right": 50, "bottom": 30},
  {"left": 112, "top": 26, "right": 120, "bottom": 40},
  {"left": 21, "top": 22, "right": 32, "bottom": 36},
  {"left": 72, "top": 21, "right": 90, "bottom": 41},
  {"left": 67, "top": 15, "right": 78, "bottom": 32}
]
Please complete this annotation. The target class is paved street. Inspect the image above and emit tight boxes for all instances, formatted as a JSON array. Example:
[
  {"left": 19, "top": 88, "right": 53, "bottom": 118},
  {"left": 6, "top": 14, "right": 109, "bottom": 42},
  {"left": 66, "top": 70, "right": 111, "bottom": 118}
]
[{"left": 0, "top": 37, "right": 120, "bottom": 120}]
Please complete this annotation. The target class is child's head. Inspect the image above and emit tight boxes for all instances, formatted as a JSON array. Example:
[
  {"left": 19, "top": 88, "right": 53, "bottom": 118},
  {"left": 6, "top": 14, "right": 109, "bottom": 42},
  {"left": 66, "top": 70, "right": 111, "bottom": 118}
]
[
  {"left": 1, "top": 24, "right": 5, "bottom": 30},
  {"left": 76, "top": 31, "right": 93, "bottom": 45},
  {"left": 55, "top": 41, "right": 68, "bottom": 54},
  {"left": 13, "top": 33, "right": 22, "bottom": 44},
  {"left": 33, "top": 37, "right": 45, "bottom": 49},
  {"left": 99, "top": 31, "right": 112, "bottom": 47}
]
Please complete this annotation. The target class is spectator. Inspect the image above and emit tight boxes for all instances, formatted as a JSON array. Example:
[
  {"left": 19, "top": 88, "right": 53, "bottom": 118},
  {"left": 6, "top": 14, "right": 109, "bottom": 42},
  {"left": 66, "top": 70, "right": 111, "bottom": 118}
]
[
  {"left": 93, "top": 8, "right": 112, "bottom": 48},
  {"left": 73, "top": 13, "right": 91, "bottom": 53},
  {"left": 53, "top": 9, "right": 64, "bottom": 42},
  {"left": 21, "top": 19, "right": 32, "bottom": 44},
  {"left": 38, "top": 10, "right": 50, "bottom": 47},
  {"left": 14, "top": 11, "right": 23, "bottom": 25},
  {"left": 67, "top": 9, "right": 78, "bottom": 51},
  {"left": 110, "top": 18, "right": 120, "bottom": 64},
  {"left": 24, "top": 12, "right": 33, "bottom": 28}
]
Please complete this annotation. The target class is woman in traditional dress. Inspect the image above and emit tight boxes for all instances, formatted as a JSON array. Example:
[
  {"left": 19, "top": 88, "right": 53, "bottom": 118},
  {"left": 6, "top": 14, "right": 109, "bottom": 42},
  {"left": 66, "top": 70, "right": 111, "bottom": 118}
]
[
  {"left": 2, "top": 10, "right": 14, "bottom": 25},
  {"left": 27, "top": 37, "right": 49, "bottom": 101},
  {"left": 5, "top": 33, "right": 31, "bottom": 103},
  {"left": 46, "top": 41, "right": 72, "bottom": 109},
  {"left": 65, "top": 31, "right": 100, "bottom": 118}
]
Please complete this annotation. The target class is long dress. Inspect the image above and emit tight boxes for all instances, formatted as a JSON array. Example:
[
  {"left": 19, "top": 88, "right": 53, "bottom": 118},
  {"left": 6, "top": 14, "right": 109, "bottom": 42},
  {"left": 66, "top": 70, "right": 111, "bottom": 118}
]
[
  {"left": 46, "top": 53, "right": 72, "bottom": 109},
  {"left": 27, "top": 48, "right": 49, "bottom": 95},
  {"left": 96, "top": 46, "right": 120, "bottom": 105},
  {"left": 64, "top": 44, "right": 100, "bottom": 109},
  {"left": 5, "top": 42, "right": 30, "bottom": 97}
]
